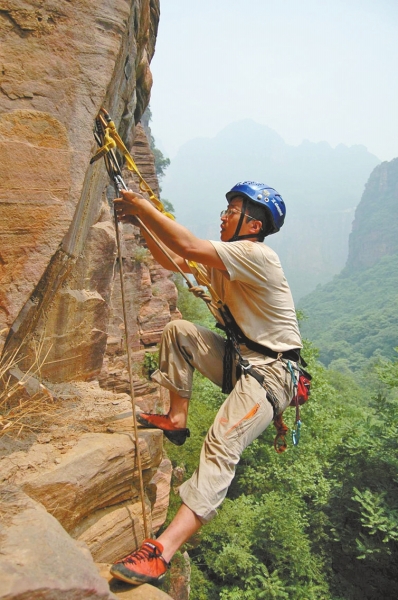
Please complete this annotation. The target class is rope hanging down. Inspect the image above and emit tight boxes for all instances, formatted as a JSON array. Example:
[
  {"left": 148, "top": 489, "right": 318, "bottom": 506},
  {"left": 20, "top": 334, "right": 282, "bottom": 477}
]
[
  {"left": 92, "top": 109, "right": 150, "bottom": 539},
  {"left": 91, "top": 108, "right": 221, "bottom": 539}
]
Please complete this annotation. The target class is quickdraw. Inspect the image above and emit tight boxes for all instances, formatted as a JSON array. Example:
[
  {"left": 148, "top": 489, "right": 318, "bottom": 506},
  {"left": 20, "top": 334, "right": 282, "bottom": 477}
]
[
  {"left": 91, "top": 108, "right": 174, "bottom": 218},
  {"left": 273, "top": 360, "right": 312, "bottom": 453},
  {"left": 287, "top": 360, "right": 301, "bottom": 447},
  {"left": 92, "top": 108, "right": 222, "bottom": 308}
]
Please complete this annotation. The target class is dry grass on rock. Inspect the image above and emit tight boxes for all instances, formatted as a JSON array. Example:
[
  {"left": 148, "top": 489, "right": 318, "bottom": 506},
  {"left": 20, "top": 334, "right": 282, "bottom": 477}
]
[{"left": 0, "top": 344, "right": 58, "bottom": 440}]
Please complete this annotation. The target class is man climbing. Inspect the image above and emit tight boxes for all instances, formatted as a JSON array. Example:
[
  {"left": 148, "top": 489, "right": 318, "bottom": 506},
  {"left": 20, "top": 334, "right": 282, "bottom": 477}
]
[{"left": 110, "top": 181, "right": 302, "bottom": 586}]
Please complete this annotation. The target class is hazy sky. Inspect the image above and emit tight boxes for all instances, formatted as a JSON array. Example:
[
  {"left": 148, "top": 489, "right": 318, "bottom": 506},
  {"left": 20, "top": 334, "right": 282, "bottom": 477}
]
[{"left": 149, "top": 0, "right": 398, "bottom": 162}]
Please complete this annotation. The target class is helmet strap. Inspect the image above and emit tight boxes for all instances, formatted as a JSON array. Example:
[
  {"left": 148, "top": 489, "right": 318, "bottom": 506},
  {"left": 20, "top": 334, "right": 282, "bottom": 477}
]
[{"left": 227, "top": 198, "right": 261, "bottom": 242}]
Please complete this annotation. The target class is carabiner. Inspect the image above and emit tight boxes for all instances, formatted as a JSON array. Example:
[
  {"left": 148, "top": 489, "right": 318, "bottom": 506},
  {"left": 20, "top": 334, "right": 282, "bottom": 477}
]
[{"left": 292, "top": 419, "right": 302, "bottom": 446}]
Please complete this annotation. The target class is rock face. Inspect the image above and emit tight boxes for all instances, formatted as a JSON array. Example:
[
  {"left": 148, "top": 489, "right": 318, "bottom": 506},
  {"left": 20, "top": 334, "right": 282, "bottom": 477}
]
[
  {"left": 0, "top": 383, "right": 173, "bottom": 560},
  {"left": 346, "top": 158, "right": 398, "bottom": 271},
  {"left": 0, "top": 0, "right": 161, "bottom": 372},
  {"left": 21, "top": 431, "right": 163, "bottom": 531},
  {"left": 0, "top": 487, "right": 118, "bottom": 599},
  {"left": 0, "top": 1, "right": 184, "bottom": 598}
]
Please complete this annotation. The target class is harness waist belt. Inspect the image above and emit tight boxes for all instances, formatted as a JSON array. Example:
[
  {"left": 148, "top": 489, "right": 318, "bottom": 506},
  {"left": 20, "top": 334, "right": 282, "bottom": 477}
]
[
  {"left": 217, "top": 305, "right": 302, "bottom": 364},
  {"left": 240, "top": 338, "right": 301, "bottom": 363}
]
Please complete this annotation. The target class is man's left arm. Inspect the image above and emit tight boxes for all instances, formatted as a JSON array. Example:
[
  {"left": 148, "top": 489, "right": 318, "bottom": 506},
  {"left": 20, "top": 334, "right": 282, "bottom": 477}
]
[{"left": 114, "top": 190, "right": 226, "bottom": 270}]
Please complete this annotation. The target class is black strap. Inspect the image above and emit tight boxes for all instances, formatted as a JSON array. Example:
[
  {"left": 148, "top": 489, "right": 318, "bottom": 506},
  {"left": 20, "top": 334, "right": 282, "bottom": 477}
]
[
  {"left": 238, "top": 359, "right": 280, "bottom": 418},
  {"left": 217, "top": 304, "right": 302, "bottom": 364},
  {"left": 222, "top": 338, "right": 235, "bottom": 394},
  {"left": 240, "top": 337, "right": 301, "bottom": 363}
]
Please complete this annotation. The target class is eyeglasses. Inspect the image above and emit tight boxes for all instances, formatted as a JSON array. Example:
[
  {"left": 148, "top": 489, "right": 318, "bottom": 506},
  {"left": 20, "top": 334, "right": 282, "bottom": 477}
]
[{"left": 220, "top": 208, "right": 256, "bottom": 220}]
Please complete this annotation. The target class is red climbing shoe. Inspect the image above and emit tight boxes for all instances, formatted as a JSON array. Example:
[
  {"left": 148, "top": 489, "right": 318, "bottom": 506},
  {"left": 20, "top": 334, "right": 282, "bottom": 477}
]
[
  {"left": 136, "top": 412, "right": 190, "bottom": 446},
  {"left": 110, "top": 538, "right": 170, "bottom": 585}
]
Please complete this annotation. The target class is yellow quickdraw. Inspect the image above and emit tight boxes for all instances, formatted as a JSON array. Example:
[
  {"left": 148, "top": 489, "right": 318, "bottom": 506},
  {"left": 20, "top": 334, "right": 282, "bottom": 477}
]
[
  {"left": 91, "top": 108, "right": 175, "bottom": 220},
  {"left": 91, "top": 108, "right": 224, "bottom": 314}
]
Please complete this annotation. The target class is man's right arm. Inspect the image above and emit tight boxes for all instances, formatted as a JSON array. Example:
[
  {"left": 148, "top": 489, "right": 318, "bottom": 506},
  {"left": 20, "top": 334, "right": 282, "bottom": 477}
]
[
  {"left": 140, "top": 226, "right": 191, "bottom": 273},
  {"left": 114, "top": 190, "right": 227, "bottom": 272}
]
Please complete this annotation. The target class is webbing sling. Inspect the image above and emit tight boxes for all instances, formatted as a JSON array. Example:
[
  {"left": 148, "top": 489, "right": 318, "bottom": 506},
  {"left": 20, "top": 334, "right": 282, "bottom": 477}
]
[{"left": 91, "top": 109, "right": 222, "bottom": 305}]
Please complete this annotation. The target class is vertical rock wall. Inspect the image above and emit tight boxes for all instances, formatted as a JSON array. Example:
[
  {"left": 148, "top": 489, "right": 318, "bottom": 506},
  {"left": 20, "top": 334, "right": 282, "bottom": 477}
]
[
  {"left": 346, "top": 158, "right": 398, "bottom": 271},
  {"left": 0, "top": 0, "right": 161, "bottom": 378},
  {"left": 0, "top": 2, "right": 181, "bottom": 596}
]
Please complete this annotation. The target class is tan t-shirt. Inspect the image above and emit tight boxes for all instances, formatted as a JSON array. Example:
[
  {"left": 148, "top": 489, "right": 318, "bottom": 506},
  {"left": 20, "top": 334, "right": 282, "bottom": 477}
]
[{"left": 209, "top": 240, "right": 302, "bottom": 353}]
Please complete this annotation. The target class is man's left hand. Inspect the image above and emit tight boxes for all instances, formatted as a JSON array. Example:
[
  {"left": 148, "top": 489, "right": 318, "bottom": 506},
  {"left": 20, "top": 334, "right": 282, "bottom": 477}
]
[{"left": 114, "top": 190, "right": 146, "bottom": 222}]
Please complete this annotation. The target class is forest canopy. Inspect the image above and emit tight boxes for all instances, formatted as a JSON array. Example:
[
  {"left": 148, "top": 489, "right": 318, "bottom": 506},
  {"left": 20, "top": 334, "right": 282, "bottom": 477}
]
[{"left": 160, "top": 279, "right": 398, "bottom": 600}]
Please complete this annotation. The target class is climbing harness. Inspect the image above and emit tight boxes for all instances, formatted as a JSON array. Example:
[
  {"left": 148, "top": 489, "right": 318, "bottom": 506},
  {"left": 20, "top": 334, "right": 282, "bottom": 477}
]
[{"left": 215, "top": 302, "right": 310, "bottom": 452}]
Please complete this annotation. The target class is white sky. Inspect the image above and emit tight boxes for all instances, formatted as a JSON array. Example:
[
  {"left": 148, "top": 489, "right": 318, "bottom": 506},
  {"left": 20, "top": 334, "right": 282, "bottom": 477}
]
[{"left": 149, "top": 0, "right": 398, "bottom": 162}]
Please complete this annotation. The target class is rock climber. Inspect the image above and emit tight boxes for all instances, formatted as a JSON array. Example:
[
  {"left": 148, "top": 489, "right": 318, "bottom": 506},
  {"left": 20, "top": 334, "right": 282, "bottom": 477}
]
[{"left": 110, "top": 181, "right": 302, "bottom": 586}]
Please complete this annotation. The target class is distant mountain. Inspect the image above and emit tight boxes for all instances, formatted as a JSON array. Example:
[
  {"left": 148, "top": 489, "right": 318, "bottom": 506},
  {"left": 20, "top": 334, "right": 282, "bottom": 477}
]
[
  {"left": 161, "top": 120, "right": 380, "bottom": 300},
  {"left": 299, "top": 158, "right": 398, "bottom": 367},
  {"left": 346, "top": 158, "right": 398, "bottom": 271}
]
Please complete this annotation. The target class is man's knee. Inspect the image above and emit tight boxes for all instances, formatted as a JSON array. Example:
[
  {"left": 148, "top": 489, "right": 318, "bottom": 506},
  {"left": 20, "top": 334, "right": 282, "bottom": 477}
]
[{"left": 162, "top": 319, "right": 196, "bottom": 342}]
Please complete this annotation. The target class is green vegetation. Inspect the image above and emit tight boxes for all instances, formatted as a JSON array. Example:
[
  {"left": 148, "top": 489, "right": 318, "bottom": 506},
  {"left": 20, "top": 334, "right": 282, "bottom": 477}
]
[
  {"left": 161, "top": 279, "right": 398, "bottom": 600},
  {"left": 299, "top": 254, "right": 398, "bottom": 369},
  {"left": 143, "top": 350, "right": 159, "bottom": 379},
  {"left": 132, "top": 246, "right": 151, "bottom": 265}
]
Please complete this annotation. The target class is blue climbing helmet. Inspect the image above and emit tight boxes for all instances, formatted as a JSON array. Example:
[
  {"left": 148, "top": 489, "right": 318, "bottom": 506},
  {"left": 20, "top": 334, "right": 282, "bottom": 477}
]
[{"left": 225, "top": 181, "right": 286, "bottom": 240}]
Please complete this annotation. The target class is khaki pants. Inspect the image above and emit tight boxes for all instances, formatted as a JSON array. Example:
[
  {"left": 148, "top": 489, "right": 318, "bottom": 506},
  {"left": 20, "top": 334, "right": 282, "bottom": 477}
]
[{"left": 151, "top": 320, "right": 294, "bottom": 524}]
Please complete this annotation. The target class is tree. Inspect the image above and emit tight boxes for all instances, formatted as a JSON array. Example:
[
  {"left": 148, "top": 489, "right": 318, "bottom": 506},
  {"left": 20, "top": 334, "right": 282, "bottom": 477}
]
[{"left": 141, "top": 106, "right": 171, "bottom": 182}]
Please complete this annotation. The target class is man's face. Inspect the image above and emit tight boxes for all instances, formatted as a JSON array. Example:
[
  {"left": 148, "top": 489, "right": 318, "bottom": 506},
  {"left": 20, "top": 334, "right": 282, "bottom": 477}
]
[{"left": 220, "top": 197, "right": 254, "bottom": 241}]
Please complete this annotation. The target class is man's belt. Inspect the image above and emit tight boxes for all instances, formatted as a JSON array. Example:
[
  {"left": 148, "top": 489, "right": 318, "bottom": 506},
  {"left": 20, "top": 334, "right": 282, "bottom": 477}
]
[{"left": 241, "top": 338, "right": 301, "bottom": 363}]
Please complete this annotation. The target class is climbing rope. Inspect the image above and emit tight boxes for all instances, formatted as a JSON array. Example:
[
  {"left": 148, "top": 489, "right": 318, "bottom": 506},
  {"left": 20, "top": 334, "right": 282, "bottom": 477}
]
[
  {"left": 91, "top": 109, "right": 224, "bottom": 539},
  {"left": 92, "top": 111, "right": 150, "bottom": 539}
]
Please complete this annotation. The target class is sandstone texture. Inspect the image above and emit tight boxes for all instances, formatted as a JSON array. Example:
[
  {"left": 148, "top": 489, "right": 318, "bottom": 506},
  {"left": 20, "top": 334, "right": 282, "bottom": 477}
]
[
  {"left": 98, "top": 564, "right": 174, "bottom": 599},
  {"left": 0, "top": 487, "right": 118, "bottom": 599},
  {"left": 0, "top": 383, "right": 172, "bottom": 563},
  {"left": 0, "top": 0, "right": 187, "bottom": 597},
  {"left": 0, "top": 0, "right": 162, "bottom": 374},
  {"left": 22, "top": 431, "right": 162, "bottom": 530}
]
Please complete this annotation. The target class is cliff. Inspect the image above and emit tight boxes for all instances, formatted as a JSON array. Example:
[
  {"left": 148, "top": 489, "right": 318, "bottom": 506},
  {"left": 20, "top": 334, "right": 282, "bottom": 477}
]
[
  {"left": 0, "top": 2, "right": 178, "bottom": 599},
  {"left": 345, "top": 158, "right": 398, "bottom": 271},
  {"left": 299, "top": 157, "right": 398, "bottom": 367}
]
